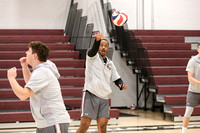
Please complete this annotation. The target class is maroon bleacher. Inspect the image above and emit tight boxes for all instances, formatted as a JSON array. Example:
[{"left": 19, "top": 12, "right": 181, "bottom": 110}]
[
  {"left": 0, "top": 29, "right": 64, "bottom": 36},
  {"left": 0, "top": 43, "right": 75, "bottom": 51},
  {"left": 150, "top": 75, "right": 188, "bottom": 84},
  {"left": 156, "top": 85, "right": 188, "bottom": 94},
  {"left": 0, "top": 68, "right": 85, "bottom": 78},
  {"left": 141, "top": 43, "right": 191, "bottom": 50},
  {"left": 0, "top": 59, "right": 85, "bottom": 68},
  {"left": 148, "top": 66, "right": 186, "bottom": 75},
  {"left": 0, "top": 51, "right": 80, "bottom": 59},
  {"left": 0, "top": 109, "right": 120, "bottom": 123},
  {"left": 143, "top": 58, "right": 189, "bottom": 66},
  {"left": 132, "top": 30, "right": 200, "bottom": 118},
  {"left": 134, "top": 36, "right": 185, "bottom": 43},
  {"left": 0, "top": 78, "right": 85, "bottom": 88},
  {"left": 0, "top": 29, "right": 119, "bottom": 123},
  {"left": 0, "top": 36, "right": 69, "bottom": 43},
  {"left": 171, "top": 106, "right": 200, "bottom": 116}
]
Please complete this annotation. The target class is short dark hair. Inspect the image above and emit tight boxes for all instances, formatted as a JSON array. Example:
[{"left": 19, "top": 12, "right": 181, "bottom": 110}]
[
  {"left": 198, "top": 43, "right": 200, "bottom": 48},
  {"left": 101, "top": 39, "right": 109, "bottom": 46},
  {"left": 28, "top": 41, "right": 50, "bottom": 62}
]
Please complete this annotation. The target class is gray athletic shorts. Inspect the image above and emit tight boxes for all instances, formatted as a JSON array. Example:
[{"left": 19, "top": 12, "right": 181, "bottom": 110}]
[
  {"left": 186, "top": 91, "right": 200, "bottom": 107},
  {"left": 81, "top": 91, "right": 109, "bottom": 119},
  {"left": 36, "top": 123, "right": 69, "bottom": 133}
]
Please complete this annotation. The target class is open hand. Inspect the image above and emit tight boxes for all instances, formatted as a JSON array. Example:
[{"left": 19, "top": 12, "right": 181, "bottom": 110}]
[{"left": 93, "top": 32, "right": 108, "bottom": 41}]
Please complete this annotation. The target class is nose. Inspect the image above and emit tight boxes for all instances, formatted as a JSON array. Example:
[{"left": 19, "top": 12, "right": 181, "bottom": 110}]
[{"left": 102, "top": 45, "right": 106, "bottom": 49}]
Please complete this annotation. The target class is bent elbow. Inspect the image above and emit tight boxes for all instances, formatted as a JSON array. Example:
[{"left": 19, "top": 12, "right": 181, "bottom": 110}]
[
  {"left": 19, "top": 96, "right": 28, "bottom": 101},
  {"left": 188, "top": 77, "right": 192, "bottom": 83}
]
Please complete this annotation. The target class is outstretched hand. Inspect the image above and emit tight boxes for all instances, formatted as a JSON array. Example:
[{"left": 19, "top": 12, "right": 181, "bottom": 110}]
[{"left": 93, "top": 32, "right": 108, "bottom": 41}]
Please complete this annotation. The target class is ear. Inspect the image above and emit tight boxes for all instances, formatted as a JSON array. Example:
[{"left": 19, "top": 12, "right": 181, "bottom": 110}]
[
  {"left": 197, "top": 47, "right": 200, "bottom": 53},
  {"left": 33, "top": 53, "right": 38, "bottom": 60}
]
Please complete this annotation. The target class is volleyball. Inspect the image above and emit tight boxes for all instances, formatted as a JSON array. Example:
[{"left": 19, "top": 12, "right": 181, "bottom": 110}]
[{"left": 111, "top": 10, "right": 128, "bottom": 26}]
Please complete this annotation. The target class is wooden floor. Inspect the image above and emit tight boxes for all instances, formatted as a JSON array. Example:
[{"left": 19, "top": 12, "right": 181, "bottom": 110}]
[{"left": 0, "top": 109, "right": 200, "bottom": 133}]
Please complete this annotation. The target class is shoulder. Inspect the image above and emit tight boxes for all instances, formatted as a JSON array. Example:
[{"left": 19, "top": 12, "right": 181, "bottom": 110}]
[
  {"left": 87, "top": 52, "right": 99, "bottom": 60},
  {"left": 107, "top": 57, "right": 115, "bottom": 66},
  {"left": 32, "top": 67, "right": 48, "bottom": 78},
  {"left": 190, "top": 55, "right": 199, "bottom": 63}
]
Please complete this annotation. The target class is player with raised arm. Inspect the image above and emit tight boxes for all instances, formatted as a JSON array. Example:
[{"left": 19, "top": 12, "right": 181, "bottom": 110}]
[{"left": 76, "top": 33, "right": 128, "bottom": 133}]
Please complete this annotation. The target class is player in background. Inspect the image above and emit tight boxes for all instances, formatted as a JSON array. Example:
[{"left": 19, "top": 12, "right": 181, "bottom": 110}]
[{"left": 182, "top": 43, "right": 200, "bottom": 133}]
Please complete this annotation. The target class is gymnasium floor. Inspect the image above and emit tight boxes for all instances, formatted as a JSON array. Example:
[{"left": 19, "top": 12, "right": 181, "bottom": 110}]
[{"left": 0, "top": 109, "right": 200, "bottom": 133}]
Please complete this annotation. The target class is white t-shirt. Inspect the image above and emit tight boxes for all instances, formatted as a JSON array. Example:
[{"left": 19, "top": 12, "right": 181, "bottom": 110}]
[
  {"left": 186, "top": 54, "right": 200, "bottom": 93},
  {"left": 25, "top": 61, "right": 71, "bottom": 128},
  {"left": 83, "top": 53, "right": 120, "bottom": 99}
]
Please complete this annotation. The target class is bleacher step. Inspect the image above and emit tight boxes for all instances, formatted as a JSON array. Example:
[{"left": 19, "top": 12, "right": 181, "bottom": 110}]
[
  {"left": 0, "top": 36, "right": 69, "bottom": 43},
  {"left": 0, "top": 68, "right": 85, "bottom": 78},
  {"left": 0, "top": 109, "right": 119, "bottom": 122},
  {"left": 0, "top": 51, "right": 80, "bottom": 59},
  {"left": 148, "top": 66, "right": 187, "bottom": 75},
  {"left": 0, "top": 78, "right": 85, "bottom": 88},
  {"left": 0, "top": 43, "right": 75, "bottom": 51},
  {"left": 133, "top": 30, "right": 200, "bottom": 36},
  {"left": 142, "top": 43, "right": 192, "bottom": 50},
  {"left": 0, "top": 59, "right": 85, "bottom": 68},
  {"left": 134, "top": 36, "right": 185, "bottom": 43},
  {"left": 0, "top": 88, "right": 83, "bottom": 99},
  {"left": 0, "top": 29, "right": 64, "bottom": 36},
  {"left": 156, "top": 85, "right": 188, "bottom": 94},
  {"left": 150, "top": 75, "right": 188, "bottom": 85}
]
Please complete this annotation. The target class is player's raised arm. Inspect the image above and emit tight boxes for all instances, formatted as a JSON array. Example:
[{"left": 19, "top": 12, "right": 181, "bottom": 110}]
[
  {"left": 88, "top": 32, "right": 108, "bottom": 57},
  {"left": 7, "top": 67, "right": 33, "bottom": 101},
  {"left": 19, "top": 57, "right": 31, "bottom": 84}
]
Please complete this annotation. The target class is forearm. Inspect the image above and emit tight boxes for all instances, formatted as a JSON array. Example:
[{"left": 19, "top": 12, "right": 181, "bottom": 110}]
[
  {"left": 22, "top": 66, "right": 31, "bottom": 84},
  {"left": 8, "top": 78, "right": 29, "bottom": 100},
  {"left": 88, "top": 40, "right": 101, "bottom": 57},
  {"left": 188, "top": 76, "right": 200, "bottom": 85},
  {"left": 114, "top": 78, "right": 124, "bottom": 90},
  {"left": 187, "top": 71, "right": 200, "bottom": 85}
]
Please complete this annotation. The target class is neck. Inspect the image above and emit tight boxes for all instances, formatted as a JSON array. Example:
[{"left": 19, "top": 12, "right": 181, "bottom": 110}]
[
  {"left": 32, "top": 60, "right": 44, "bottom": 68},
  {"left": 101, "top": 55, "right": 106, "bottom": 59}
]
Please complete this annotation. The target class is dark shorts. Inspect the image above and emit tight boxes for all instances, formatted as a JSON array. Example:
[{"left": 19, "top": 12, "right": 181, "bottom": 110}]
[
  {"left": 36, "top": 123, "right": 69, "bottom": 133},
  {"left": 186, "top": 91, "right": 200, "bottom": 107},
  {"left": 81, "top": 91, "right": 109, "bottom": 119}
]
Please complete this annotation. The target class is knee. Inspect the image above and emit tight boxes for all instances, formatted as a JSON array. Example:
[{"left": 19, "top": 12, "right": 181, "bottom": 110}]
[
  {"left": 80, "top": 121, "right": 90, "bottom": 130},
  {"left": 99, "top": 122, "right": 107, "bottom": 130},
  {"left": 184, "top": 106, "right": 194, "bottom": 118},
  {"left": 82, "top": 123, "right": 89, "bottom": 129}
]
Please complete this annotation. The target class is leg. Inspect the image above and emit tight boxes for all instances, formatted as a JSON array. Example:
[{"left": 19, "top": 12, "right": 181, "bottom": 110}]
[
  {"left": 182, "top": 106, "right": 194, "bottom": 133},
  {"left": 182, "top": 117, "right": 190, "bottom": 133},
  {"left": 76, "top": 117, "right": 92, "bottom": 133},
  {"left": 60, "top": 123, "right": 69, "bottom": 133},
  {"left": 96, "top": 97, "right": 109, "bottom": 133},
  {"left": 97, "top": 118, "right": 108, "bottom": 133},
  {"left": 183, "top": 116, "right": 190, "bottom": 128},
  {"left": 182, "top": 91, "right": 198, "bottom": 133}
]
